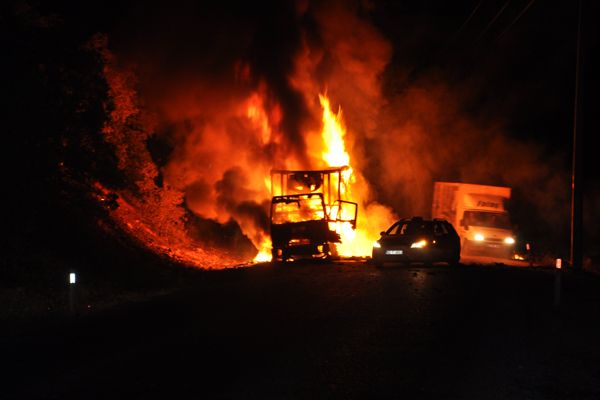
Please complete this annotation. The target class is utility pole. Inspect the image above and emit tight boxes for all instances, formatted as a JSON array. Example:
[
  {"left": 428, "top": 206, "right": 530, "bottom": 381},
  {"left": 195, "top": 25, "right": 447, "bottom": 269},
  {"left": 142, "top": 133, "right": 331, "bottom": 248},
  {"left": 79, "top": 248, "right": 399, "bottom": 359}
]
[{"left": 570, "top": 0, "right": 583, "bottom": 270}]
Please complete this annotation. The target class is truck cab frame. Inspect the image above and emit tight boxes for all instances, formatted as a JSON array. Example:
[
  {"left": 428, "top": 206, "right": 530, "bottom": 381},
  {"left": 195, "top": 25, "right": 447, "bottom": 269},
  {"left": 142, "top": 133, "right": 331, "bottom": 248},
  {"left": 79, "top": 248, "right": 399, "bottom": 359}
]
[{"left": 269, "top": 167, "right": 358, "bottom": 262}]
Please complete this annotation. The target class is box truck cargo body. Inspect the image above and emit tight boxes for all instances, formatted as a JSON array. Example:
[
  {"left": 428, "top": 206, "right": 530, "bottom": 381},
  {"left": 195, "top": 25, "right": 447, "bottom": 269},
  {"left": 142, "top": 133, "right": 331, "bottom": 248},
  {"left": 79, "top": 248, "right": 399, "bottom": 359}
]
[{"left": 432, "top": 182, "right": 516, "bottom": 258}]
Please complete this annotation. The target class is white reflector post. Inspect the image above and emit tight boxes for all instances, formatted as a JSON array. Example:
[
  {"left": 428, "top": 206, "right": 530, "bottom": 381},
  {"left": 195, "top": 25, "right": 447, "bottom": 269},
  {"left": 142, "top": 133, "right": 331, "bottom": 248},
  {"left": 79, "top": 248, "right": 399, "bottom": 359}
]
[
  {"left": 68, "top": 272, "right": 77, "bottom": 314},
  {"left": 554, "top": 259, "right": 562, "bottom": 308}
]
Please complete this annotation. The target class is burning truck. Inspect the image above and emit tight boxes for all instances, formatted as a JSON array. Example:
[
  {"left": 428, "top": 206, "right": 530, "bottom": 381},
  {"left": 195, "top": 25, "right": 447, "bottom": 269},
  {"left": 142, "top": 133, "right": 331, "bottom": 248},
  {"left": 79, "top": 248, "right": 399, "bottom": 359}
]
[{"left": 270, "top": 167, "right": 358, "bottom": 262}]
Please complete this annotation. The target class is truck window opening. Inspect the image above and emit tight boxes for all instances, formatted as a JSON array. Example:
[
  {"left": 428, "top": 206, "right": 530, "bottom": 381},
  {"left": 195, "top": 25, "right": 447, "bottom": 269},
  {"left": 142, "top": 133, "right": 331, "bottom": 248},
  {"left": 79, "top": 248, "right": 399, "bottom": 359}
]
[
  {"left": 272, "top": 197, "right": 326, "bottom": 224},
  {"left": 464, "top": 211, "right": 511, "bottom": 229}
]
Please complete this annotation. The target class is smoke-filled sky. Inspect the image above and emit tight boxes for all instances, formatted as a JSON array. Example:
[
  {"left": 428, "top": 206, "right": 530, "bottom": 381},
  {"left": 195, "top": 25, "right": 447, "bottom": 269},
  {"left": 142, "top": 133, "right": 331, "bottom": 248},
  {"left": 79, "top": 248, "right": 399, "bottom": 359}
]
[{"left": 6, "top": 0, "right": 600, "bottom": 259}]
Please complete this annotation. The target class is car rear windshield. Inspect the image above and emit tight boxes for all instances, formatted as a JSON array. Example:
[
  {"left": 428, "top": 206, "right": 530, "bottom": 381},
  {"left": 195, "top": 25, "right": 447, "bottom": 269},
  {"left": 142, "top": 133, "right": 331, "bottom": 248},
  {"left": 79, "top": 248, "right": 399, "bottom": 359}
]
[{"left": 388, "top": 220, "right": 433, "bottom": 236}]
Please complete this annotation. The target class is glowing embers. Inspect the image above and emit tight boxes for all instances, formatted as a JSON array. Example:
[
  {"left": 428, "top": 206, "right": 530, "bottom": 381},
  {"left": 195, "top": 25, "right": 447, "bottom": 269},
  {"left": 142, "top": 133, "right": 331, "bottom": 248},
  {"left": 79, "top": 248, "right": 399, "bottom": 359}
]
[{"left": 92, "top": 181, "right": 235, "bottom": 269}]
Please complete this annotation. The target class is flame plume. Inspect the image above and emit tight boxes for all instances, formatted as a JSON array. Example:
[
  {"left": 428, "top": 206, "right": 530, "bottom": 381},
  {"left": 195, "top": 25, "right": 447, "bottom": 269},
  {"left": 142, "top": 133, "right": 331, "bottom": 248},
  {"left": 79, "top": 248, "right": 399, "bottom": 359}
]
[
  {"left": 318, "top": 93, "right": 395, "bottom": 257},
  {"left": 320, "top": 94, "right": 350, "bottom": 168}
]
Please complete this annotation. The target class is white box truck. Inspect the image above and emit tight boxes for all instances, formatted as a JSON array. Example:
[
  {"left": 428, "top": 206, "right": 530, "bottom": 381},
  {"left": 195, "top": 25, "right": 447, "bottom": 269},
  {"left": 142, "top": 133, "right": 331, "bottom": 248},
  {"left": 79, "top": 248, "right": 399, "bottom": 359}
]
[{"left": 432, "top": 182, "right": 516, "bottom": 258}]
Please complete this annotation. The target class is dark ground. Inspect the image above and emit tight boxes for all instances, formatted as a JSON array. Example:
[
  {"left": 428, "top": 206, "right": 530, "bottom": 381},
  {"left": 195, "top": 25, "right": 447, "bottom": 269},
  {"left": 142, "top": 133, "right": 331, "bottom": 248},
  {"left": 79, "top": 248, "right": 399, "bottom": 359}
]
[{"left": 3, "top": 261, "right": 600, "bottom": 400}]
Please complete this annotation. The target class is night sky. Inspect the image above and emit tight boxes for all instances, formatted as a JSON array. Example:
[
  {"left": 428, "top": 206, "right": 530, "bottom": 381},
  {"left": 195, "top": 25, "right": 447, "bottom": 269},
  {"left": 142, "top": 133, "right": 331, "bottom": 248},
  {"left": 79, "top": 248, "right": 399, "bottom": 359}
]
[
  {"left": 4, "top": 1, "right": 599, "bottom": 261},
  {"left": 23, "top": 1, "right": 595, "bottom": 152}
]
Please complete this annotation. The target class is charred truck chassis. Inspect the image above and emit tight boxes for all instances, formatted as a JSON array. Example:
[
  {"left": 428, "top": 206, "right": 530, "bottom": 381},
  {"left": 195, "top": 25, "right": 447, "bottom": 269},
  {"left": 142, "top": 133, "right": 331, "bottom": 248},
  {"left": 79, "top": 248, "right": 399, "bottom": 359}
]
[
  {"left": 270, "top": 195, "right": 341, "bottom": 261},
  {"left": 270, "top": 168, "right": 357, "bottom": 262}
]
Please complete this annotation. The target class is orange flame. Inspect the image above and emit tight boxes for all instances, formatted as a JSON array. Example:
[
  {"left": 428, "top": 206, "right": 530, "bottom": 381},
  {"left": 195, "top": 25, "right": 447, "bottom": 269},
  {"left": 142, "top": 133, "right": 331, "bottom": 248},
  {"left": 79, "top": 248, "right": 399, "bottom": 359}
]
[
  {"left": 320, "top": 94, "right": 350, "bottom": 168},
  {"left": 318, "top": 93, "right": 395, "bottom": 257},
  {"left": 253, "top": 237, "right": 273, "bottom": 262}
]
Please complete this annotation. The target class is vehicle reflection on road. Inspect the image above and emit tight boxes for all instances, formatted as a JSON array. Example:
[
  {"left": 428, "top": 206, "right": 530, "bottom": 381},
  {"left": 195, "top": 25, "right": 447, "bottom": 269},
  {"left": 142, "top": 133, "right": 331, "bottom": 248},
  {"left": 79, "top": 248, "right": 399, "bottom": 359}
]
[{"left": 461, "top": 255, "right": 532, "bottom": 267}]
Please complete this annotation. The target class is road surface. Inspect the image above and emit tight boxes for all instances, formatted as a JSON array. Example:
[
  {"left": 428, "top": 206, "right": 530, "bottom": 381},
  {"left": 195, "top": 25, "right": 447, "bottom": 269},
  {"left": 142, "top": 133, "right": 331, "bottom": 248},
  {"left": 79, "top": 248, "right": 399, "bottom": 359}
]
[{"left": 3, "top": 261, "right": 600, "bottom": 399}]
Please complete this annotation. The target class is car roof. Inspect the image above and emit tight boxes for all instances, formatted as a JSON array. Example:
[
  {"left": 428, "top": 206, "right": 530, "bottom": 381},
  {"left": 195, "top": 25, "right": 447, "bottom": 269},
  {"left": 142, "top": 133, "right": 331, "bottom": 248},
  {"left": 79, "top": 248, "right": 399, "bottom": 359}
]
[
  {"left": 395, "top": 216, "right": 450, "bottom": 224},
  {"left": 388, "top": 217, "right": 455, "bottom": 233}
]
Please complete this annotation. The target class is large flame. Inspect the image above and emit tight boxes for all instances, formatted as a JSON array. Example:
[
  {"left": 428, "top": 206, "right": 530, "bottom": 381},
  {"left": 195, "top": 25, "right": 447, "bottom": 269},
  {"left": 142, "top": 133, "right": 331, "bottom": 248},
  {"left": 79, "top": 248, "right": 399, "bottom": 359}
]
[
  {"left": 253, "top": 237, "right": 273, "bottom": 262},
  {"left": 252, "top": 92, "right": 394, "bottom": 262},
  {"left": 320, "top": 94, "right": 350, "bottom": 168},
  {"left": 318, "top": 93, "right": 395, "bottom": 257}
]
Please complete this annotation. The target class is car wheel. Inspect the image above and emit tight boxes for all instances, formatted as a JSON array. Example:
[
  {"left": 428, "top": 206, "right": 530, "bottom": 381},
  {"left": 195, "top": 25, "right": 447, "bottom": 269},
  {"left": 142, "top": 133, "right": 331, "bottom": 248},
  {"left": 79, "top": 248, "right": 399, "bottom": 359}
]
[
  {"left": 271, "top": 248, "right": 280, "bottom": 258},
  {"left": 271, "top": 248, "right": 289, "bottom": 265},
  {"left": 448, "top": 253, "right": 460, "bottom": 266},
  {"left": 272, "top": 257, "right": 285, "bottom": 266},
  {"left": 319, "top": 253, "right": 333, "bottom": 264}
]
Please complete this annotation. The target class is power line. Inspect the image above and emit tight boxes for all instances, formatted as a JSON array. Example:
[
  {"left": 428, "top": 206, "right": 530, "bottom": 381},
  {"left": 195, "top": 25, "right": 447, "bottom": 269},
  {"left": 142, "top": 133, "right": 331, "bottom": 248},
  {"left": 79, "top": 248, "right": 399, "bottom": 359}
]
[
  {"left": 476, "top": 0, "right": 511, "bottom": 41},
  {"left": 452, "top": 1, "right": 482, "bottom": 40},
  {"left": 497, "top": 0, "right": 536, "bottom": 40}
]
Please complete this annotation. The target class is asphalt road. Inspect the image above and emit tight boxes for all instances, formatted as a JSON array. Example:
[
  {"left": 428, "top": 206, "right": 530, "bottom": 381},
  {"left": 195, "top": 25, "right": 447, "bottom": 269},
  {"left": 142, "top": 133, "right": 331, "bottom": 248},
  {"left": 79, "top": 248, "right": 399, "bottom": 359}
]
[{"left": 3, "top": 261, "right": 600, "bottom": 399}]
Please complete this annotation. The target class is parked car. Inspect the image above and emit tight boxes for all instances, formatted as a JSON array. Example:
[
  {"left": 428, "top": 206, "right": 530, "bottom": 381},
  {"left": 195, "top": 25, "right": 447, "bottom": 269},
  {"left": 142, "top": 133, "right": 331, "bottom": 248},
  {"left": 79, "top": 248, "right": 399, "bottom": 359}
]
[{"left": 372, "top": 217, "right": 460, "bottom": 267}]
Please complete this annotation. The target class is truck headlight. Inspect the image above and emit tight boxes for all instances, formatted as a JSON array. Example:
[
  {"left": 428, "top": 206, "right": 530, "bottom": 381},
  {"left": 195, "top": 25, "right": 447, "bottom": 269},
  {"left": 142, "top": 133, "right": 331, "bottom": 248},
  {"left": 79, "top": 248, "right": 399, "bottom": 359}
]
[
  {"left": 411, "top": 239, "right": 428, "bottom": 248},
  {"left": 373, "top": 241, "right": 381, "bottom": 248},
  {"left": 504, "top": 237, "right": 515, "bottom": 245},
  {"left": 474, "top": 233, "right": 485, "bottom": 241}
]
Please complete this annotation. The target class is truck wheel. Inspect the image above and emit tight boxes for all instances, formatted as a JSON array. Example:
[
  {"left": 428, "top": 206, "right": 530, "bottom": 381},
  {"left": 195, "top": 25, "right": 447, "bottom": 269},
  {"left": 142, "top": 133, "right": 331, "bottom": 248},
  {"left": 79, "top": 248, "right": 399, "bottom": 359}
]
[
  {"left": 271, "top": 258, "right": 283, "bottom": 266},
  {"left": 462, "top": 239, "right": 470, "bottom": 256},
  {"left": 327, "top": 242, "right": 339, "bottom": 259},
  {"left": 271, "top": 248, "right": 285, "bottom": 265}
]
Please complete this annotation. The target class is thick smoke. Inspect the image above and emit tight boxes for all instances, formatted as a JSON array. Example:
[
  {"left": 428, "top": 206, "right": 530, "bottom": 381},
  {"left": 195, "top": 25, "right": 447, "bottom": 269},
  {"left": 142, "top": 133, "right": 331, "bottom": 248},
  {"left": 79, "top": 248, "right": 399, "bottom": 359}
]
[{"left": 215, "top": 167, "right": 270, "bottom": 247}]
